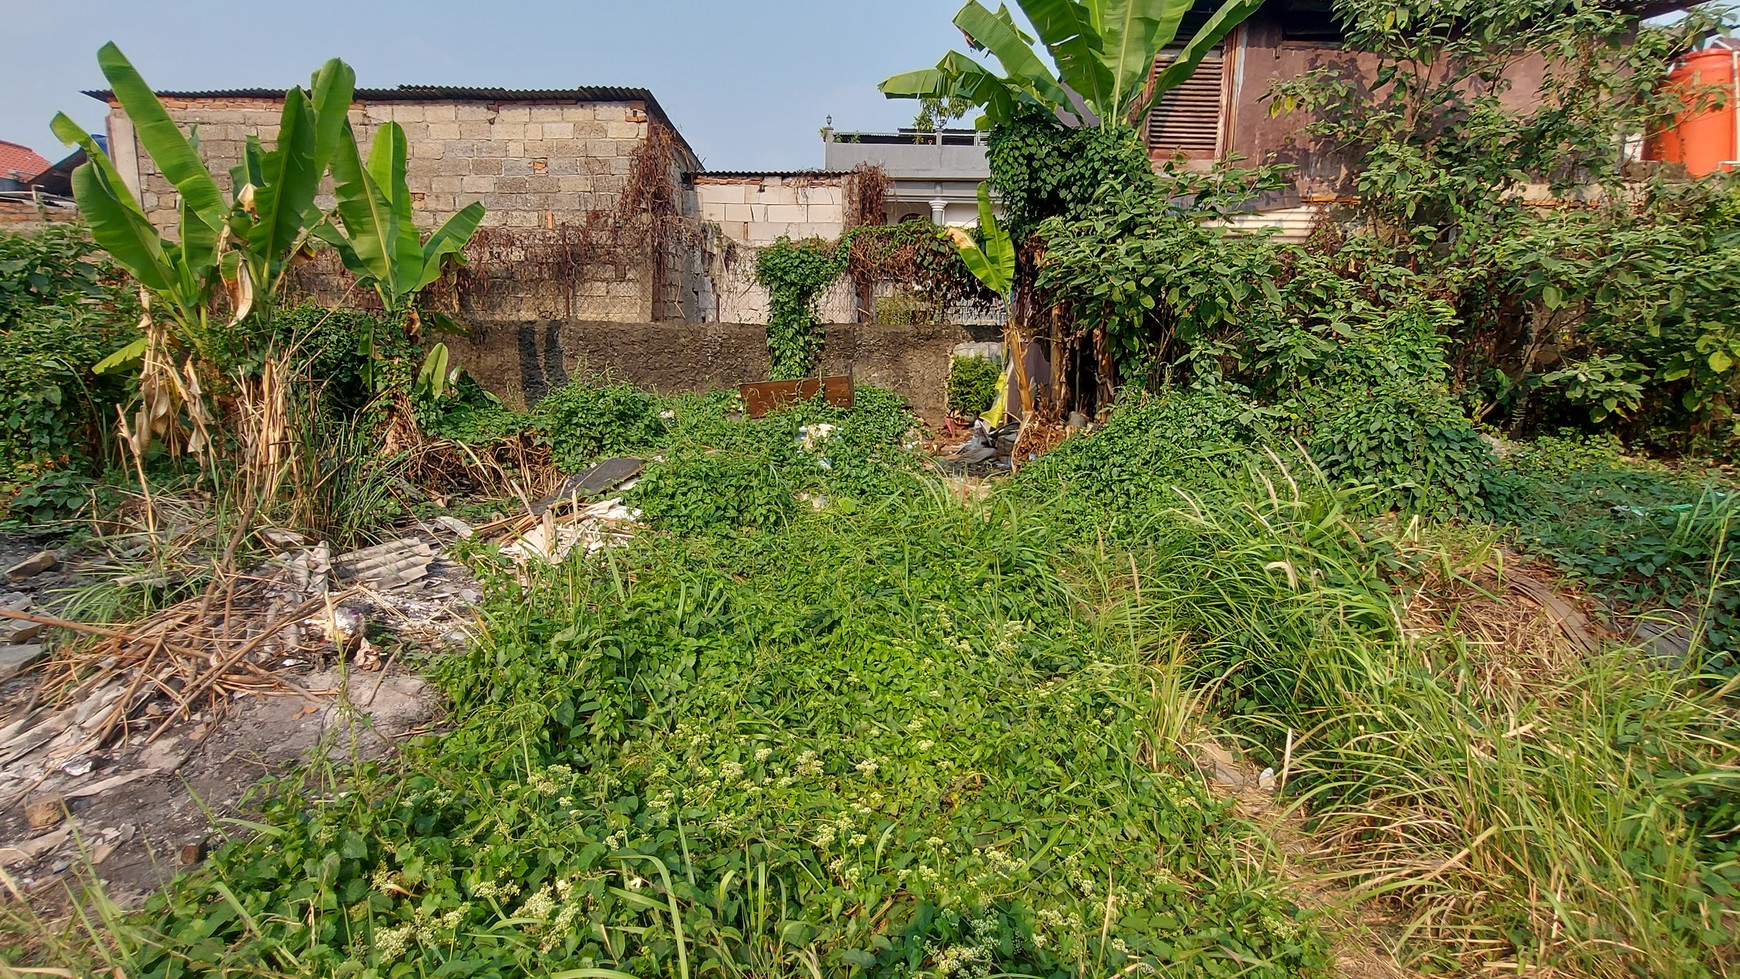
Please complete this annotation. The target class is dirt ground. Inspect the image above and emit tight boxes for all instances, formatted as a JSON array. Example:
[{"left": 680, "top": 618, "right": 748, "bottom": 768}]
[
  {"left": 0, "top": 662, "right": 440, "bottom": 912},
  {"left": 0, "top": 528, "right": 472, "bottom": 920}
]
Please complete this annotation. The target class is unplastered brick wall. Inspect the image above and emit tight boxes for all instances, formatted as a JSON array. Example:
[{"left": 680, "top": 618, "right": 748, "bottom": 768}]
[
  {"left": 107, "top": 95, "right": 688, "bottom": 321},
  {"left": 695, "top": 174, "right": 847, "bottom": 244},
  {"left": 113, "top": 97, "right": 655, "bottom": 232},
  {"left": 696, "top": 174, "right": 853, "bottom": 324}
]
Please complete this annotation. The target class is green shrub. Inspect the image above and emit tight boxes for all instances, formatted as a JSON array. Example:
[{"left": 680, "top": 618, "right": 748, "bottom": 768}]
[
  {"left": 1307, "top": 380, "right": 1495, "bottom": 517},
  {"left": 534, "top": 379, "right": 669, "bottom": 471},
  {"left": 273, "top": 303, "right": 413, "bottom": 419},
  {"left": 1017, "top": 388, "right": 1274, "bottom": 517},
  {"left": 136, "top": 488, "right": 1325, "bottom": 979},
  {"left": 946, "top": 356, "right": 1001, "bottom": 417},
  {"left": 628, "top": 385, "right": 923, "bottom": 531},
  {"left": 755, "top": 237, "right": 841, "bottom": 380},
  {"left": 629, "top": 447, "right": 798, "bottom": 534},
  {"left": 1488, "top": 434, "right": 1740, "bottom": 676},
  {"left": 416, "top": 373, "right": 533, "bottom": 444},
  {"left": 0, "top": 228, "right": 138, "bottom": 514}
]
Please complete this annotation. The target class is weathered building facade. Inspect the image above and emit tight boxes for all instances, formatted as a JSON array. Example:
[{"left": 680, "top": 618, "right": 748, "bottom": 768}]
[
  {"left": 91, "top": 85, "right": 708, "bottom": 321},
  {"left": 1145, "top": 0, "right": 1687, "bottom": 234}
]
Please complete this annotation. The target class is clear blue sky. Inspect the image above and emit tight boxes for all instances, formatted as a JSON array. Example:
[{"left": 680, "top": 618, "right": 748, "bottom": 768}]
[{"left": 3, "top": 0, "right": 965, "bottom": 170}]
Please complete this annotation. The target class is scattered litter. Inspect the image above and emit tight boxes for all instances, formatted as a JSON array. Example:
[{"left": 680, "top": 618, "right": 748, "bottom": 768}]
[
  {"left": 0, "top": 642, "right": 46, "bottom": 681},
  {"left": 428, "top": 515, "right": 475, "bottom": 539},
  {"left": 798, "top": 423, "right": 837, "bottom": 453},
  {"left": 940, "top": 418, "right": 1020, "bottom": 474},
  {"left": 500, "top": 499, "right": 639, "bottom": 566},
  {"left": 334, "top": 538, "right": 435, "bottom": 589},
  {"left": 0, "top": 825, "right": 71, "bottom": 867},
  {"left": 63, "top": 770, "right": 155, "bottom": 800},
  {"left": 529, "top": 457, "right": 645, "bottom": 516},
  {"left": 178, "top": 840, "right": 207, "bottom": 867}
]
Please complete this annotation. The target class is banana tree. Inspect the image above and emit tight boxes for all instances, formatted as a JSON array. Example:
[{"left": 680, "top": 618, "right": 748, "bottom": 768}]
[
  {"left": 947, "top": 184, "right": 1036, "bottom": 422},
  {"left": 882, "top": 0, "right": 1261, "bottom": 128},
  {"left": 317, "top": 120, "right": 485, "bottom": 386},
  {"left": 228, "top": 60, "right": 357, "bottom": 315},
  {"left": 52, "top": 43, "right": 355, "bottom": 455}
]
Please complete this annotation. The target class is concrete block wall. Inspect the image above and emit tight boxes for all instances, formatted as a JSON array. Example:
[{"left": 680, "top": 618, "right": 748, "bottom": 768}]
[
  {"left": 108, "top": 96, "right": 685, "bottom": 321},
  {"left": 695, "top": 175, "right": 854, "bottom": 324},
  {"left": 446, "top": 319, "right": 1000, "bottom": 421},
  {"left": 695, "top": 175, "right": 847, "bottom": 244},
  {"left": 115, "top": 97, "right": 655, "bottom": 233},
  {"left": 706, "top": 246, "right": 858, "bottom": 325}
]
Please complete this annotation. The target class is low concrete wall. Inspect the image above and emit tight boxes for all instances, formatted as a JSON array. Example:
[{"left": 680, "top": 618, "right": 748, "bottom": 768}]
[{"left": 446, "top": 320, "right": 999, "bottom": 421}]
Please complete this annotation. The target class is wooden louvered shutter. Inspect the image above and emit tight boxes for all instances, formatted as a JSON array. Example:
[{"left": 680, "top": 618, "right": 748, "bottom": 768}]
[{"left": 1145, "top": 53, "right": 1226, "bottom": 159}]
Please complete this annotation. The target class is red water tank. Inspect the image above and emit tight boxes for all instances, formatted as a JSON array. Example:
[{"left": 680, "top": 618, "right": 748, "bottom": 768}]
[{"left": 1646, "top": 48, "right": 1740, "bottom": 177}]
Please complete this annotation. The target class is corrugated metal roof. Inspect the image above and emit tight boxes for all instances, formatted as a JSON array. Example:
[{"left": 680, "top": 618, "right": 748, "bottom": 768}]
[{"left": 83, "top": 84, "right": 660, "bottom": 105}]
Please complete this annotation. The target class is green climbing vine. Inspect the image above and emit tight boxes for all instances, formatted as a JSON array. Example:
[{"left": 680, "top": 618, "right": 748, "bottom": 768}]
[
  {"left": 753, "top": 226, "right": 990, "bottom": 379},
  {"left": 755, "top": 237, "right": 842, "bottom": 379}
]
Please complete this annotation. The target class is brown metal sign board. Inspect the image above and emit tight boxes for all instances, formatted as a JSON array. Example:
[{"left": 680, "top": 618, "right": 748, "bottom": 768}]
[{"left": 739, "top": 376, "right": 855, "bottom": 418}]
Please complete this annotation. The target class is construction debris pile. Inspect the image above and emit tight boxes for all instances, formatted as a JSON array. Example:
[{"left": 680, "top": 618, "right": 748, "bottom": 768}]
[{"left": 0, "top": 480, "right": 643, "bottom": 892}]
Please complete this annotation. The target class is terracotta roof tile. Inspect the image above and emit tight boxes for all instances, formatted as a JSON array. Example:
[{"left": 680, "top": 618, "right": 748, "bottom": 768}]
[{"left": 0, "top": 141, "right": 49, "bottom": 181}]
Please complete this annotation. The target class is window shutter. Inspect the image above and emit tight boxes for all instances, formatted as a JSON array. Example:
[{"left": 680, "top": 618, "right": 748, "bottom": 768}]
[{"left": 1145, "top": 54, "right": 1226, "bottom": 158}]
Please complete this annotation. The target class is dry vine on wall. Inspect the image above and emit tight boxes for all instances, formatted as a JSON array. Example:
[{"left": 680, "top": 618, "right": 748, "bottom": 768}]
[
  {"left": 289, "top": 121, "right": 706, "bottom": 322},
  {"left": 452, "top": 122, "right": 705, "bottom": 321}
]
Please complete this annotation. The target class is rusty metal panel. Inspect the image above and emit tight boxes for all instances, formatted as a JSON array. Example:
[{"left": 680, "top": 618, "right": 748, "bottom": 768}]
[{"left": 739, "top": 376, "right": 855, "bottom": 417}]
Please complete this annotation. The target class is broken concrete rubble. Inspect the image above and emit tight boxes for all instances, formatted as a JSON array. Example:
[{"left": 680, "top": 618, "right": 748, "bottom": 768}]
[{"left": 5, "top": 549, "right": 60, "bottom": 581}]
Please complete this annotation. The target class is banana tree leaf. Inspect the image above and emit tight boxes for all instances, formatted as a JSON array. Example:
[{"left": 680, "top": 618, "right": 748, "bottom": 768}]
[
  {"left": 1142, "top": 0, "right": 1260, "bottom": 121},
  {"left": 230, "top": 135, "right": 265, "bottom": 199},
  {"left": 50, "top": 113, "right": 176, "bottom": 295},
  {"left": 312, "top": 221, "right": 366, "bottom": 273},
  {"left": 309, "top": 59, "right": 356, "bottom": 173},
  {"left": 947, "top": 184, "right": 1013, "bottom": 297},
  {"left": 170, "top": 189, "right": 221, "bottom": 300},
  {"left": 948, "top": 230, "right": 1000, "bottom": 296},
  {"left": 366, "top": 123, "right": 426, "bottom": 298},
  {"left": 327, "top": 122, "right": 400, "bottom": 289},
  {"left": 880, "top": 68, "right": 953, "bottom": 98},
  {"left": 415, "top": 201, "right": 486, "bottom": 292},
  {"left": 1099, "top": 0, "right": 1183, "bottom": 121},
  {"left": 881, "top": 54, "right": 1018, "bottom": 127},
  {"left": 953, "top": 2, "right": 1070, "bottom": 109},
  {"left": 93, "top": 337, "right": 149, "bottom": 375},
  {"left": 976, "top": 183, "right": 1015, "bottom": 295},
  {"left": 1149, "top": 0, "right": 1193, "bottom": 56},
  {"left": 246, "top": 88, "right": 322, "bottom": 287},
  {"left": 414, "top": 342, "right": 452, "bottom": 400},
  {"left": 1022, "top": 0, "right": 1111, "bottom": 112},
  {"left": 96, "top": 42, "right": 228, "bottom": 234}
]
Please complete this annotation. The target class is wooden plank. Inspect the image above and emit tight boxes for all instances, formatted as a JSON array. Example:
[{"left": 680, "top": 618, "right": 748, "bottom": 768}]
[{"left": 739, "top": 376, "right": 854, "bottom": 418}]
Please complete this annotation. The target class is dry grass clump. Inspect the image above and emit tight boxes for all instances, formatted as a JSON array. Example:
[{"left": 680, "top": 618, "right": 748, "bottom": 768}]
[{"left": 1298, "top": 559, "right": 1740, "bottom": 978}]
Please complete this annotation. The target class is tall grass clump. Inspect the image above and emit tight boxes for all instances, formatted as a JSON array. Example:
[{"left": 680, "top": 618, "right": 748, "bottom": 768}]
[
  {"left": 1069, "top": 453, "right": 1740, "bottom": 977},
  {"left": 1289, "top": 644, "right": 1739, "bottom": 977}
]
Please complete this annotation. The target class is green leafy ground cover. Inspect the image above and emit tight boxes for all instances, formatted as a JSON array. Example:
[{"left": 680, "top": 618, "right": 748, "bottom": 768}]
[
  {"left": 103, "top": 392, "right": 1324, "bottom": 979},
  {"left": 16, "top": 385, "right": 1730, "bottom": 979}
]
